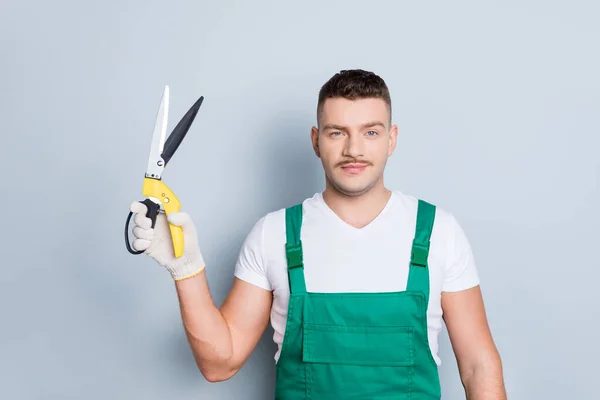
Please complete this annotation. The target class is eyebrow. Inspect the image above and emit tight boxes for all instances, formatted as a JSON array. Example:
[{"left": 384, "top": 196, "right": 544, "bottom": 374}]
[{"left": 322, "top": 121, "right": 386, "bottom": 131}]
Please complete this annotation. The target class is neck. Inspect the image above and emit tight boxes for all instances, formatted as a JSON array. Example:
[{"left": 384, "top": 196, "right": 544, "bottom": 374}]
[{"left": 322, "top": 180, "right": 392, "bottom": 229}]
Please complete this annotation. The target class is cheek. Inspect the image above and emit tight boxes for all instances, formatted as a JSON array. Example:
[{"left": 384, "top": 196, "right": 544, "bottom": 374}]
[
  {"left": 367, "top": 141, "right": 390, "bottom": 160},
  {"left": 321, "top": 152, "right": 336, "bottom": 166},
  {"left": 317, "top": 144, "right": 336, "bottom": 161}
]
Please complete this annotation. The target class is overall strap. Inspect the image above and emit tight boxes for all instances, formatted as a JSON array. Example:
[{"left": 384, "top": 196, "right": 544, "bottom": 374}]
[
  {"left": 285, "top": 204, "right": 306, "bottom": 294},
  {"left": 406, "top": 199, "right": 436, "bottom": 307}
]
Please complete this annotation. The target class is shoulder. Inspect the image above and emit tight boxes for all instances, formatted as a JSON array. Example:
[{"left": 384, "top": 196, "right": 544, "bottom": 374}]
[
  {"left": 390, "top": 190, "right": 472, "bottom": 264},
  {"left": 245, "top": 192, "right": 323, "bottom": 246},
  {"left": 392, "top": 190, "right": 480, "bottom": 291},
  {"left": 234, "top": 195, "right": 318, "bottom": 290}
]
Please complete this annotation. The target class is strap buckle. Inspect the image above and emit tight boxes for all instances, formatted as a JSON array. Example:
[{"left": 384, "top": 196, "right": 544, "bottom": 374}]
[
  {"left": 411, "top": 241, "right": 430, "bottom": 267},
  {"left": 285, "top": 242, "right": 303, "bottom": 269}
]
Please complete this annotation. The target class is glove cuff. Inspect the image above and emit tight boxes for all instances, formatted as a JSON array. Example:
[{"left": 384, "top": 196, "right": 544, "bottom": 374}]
[
  {"left": 167, "top": 262, "right": 206, "bottom": 281},
  {"left": 164, "top": 250, "right": 206, "bottom": 281}
]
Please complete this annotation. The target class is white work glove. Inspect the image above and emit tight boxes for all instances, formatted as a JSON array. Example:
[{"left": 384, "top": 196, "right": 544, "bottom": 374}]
[{"left": 129, "top": 201, "right": 206, "bottom": 281}]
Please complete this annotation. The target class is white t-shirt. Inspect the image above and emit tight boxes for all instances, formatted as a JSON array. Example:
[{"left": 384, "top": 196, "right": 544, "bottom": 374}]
[{"left": 234, "top": 190, "right": 480, "bottom": 366}]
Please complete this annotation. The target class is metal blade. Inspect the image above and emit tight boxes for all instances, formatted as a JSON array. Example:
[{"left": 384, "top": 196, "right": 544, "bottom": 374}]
[
  {"left": 145, "top": 85, "right": 169, "bottom": 179},
  {"left": 162, "top": 95, "right": 204, "bottom": 166}
]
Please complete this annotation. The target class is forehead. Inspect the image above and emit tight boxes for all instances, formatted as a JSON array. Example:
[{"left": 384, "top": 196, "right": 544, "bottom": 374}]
[{"left": 319, "top": 97, "right": 389, "bottom": 128}]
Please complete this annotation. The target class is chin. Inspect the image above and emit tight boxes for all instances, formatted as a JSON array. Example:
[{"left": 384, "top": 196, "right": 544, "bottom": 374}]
[{"left": 330, "top": 178, "right": 376, "bottom": 197}]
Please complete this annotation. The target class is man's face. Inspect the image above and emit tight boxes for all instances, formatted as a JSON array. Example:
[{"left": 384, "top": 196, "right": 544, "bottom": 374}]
[{"left": 311, "top": 97, "right": 398, "bottom": 197}]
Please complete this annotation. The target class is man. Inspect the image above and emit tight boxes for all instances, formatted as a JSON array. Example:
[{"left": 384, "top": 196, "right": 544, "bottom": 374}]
[{"left": 129, "top": 69, "right": 507, "bottom": 399}]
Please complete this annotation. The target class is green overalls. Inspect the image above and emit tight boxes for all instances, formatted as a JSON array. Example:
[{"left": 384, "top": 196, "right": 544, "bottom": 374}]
[{"left": 274, "top": 199, "right": 442, "bottom": 400}]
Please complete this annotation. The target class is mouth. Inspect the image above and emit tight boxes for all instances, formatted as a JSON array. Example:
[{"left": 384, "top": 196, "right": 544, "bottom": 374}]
[{"left": 340, "top": 163, "right": 370, "bottom": 174}]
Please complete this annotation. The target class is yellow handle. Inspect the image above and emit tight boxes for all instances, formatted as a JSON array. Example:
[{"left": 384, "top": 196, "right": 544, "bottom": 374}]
[{"left": 142, "top": 177, "right": 184, "bottom": 258}]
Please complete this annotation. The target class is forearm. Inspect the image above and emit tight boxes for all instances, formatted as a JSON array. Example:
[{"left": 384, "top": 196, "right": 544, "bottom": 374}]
[
  {"left": 174, "top": 270, "right": 235, "bottom": 381},
  {"left": 461, "top": 351, "right": 507, "bottom": 399}
]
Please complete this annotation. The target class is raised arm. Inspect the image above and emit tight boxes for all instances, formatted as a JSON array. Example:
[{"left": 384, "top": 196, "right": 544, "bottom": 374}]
[
  {"left": 129, "top": 202, "right": 272, "bottom": 382},
  {"left": 176, "top": 274, "right": 272, "bottom": 382}
]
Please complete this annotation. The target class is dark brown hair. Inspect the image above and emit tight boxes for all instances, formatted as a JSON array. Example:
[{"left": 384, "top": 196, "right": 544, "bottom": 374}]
[{"left": 317, "top": 69, "right": 392, "bottom": 123}]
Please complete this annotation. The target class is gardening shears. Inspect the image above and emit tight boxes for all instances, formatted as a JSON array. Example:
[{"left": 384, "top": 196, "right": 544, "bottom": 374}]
[{"left": 124, "top": 85, "right": 204, "bottom": 258}]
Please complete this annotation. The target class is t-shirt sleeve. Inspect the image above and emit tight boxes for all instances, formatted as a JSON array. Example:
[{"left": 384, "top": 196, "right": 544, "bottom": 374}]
[
  {"left": 233, "top": 215, "right": 272, "bottom": 291},
  {"left": 442, "top": 213, "right": 480, "bottom": 292}
]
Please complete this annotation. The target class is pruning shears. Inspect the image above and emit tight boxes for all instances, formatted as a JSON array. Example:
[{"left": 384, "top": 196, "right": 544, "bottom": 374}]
[{"left": 124, "top": 85, "right": 204, "bottom": 258}]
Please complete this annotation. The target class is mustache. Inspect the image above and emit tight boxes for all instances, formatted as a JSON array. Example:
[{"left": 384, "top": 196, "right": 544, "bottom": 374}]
[{"left": 334, "top": 159, "right": 372, "bottom": 168}]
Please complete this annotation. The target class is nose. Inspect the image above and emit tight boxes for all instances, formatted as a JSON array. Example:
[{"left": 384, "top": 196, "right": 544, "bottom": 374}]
[{"left": 342, "top": 133, "right": 364, "bottom": 158}]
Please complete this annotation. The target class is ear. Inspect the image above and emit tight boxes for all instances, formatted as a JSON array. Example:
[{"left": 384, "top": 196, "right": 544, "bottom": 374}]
[
  {"left": 310, "top": 126, "right": 320, "bottom": 157},
  {"left": 388, "top": 124, "right": 398, "bottom": 157}
]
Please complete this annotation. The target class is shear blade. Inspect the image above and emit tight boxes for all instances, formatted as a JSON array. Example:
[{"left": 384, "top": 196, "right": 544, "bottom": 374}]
[
  {"left": 162, "top": 95, "right": 204, "bottom": 166},
  {"left": 145, "top": 85, "right": 169, "bottom": 179}
]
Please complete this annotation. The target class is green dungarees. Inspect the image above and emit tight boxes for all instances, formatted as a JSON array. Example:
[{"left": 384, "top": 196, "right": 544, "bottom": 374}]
[{"left": 274, "top": 199, "right": 442, "bottom": 399}]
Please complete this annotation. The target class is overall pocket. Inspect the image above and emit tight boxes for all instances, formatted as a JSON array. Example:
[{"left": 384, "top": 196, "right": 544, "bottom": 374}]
[
  {"left": 303, "top": 323, "right": 414, "bottom": 366},
  {"left": 301, "top": 323, "right": 415, "bottom": 399}
]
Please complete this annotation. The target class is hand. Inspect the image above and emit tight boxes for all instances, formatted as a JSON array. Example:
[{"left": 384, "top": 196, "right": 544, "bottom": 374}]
[{"left": 129, "top": 201, "right": 206, "bottom": 281}]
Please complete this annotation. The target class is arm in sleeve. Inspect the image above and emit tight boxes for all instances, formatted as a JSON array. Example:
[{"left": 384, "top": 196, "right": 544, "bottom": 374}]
[
  {"left": 233, "top": 215, "right": 272, "bottom": 291},
  {"left": 442, "top": 213, "right": 481, "bottom": 292}
]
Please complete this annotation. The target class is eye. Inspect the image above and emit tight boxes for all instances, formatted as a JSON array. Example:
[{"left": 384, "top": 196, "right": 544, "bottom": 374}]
[
  {"left": 366, "top": 130, "right": 378, "bottom": 136},
  {"left": 329, "top": 131, "right": 343, "bottom": 137}
]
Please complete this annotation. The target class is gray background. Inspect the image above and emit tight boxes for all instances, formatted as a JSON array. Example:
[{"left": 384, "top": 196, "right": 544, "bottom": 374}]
[{"left": 2, "top": 0, "right": 598, "bottom": 399}]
